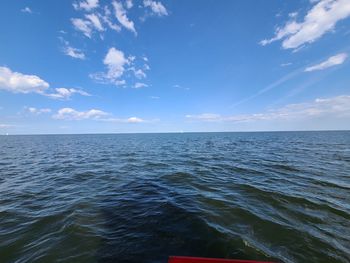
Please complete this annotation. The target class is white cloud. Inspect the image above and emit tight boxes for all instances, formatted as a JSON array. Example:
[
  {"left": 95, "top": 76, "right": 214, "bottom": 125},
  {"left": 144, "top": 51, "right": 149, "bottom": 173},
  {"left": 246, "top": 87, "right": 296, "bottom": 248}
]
[
  {"left": 143, "top": 0, "right": 168, "bottom": 16},
  {"left": 0, "top": 124, "right": 14, "bottom": 128},
  {"left": 27, "top": 107, "right": 52, "bottom": 114},
  {"left": 73, "top": 0, "right": 99, "bottom": 11},
  {"left": 112, "top": 1, "right": 136, "bottom": 34},
  {"left": 187, "top": 95, "right": 350, "bottom": 123},
  {"left": 305, "top": 53, "right": 347, "bottom": 72},
  {"left": 0, "top": 67, "right": 49, "bottom": 94},
  {"left": 102, "top": 6, "right": 122, "bottom": 32},
  {"left": 126, "top": 0, "right": 133, "bottom": 9},
  {"left": 53, "top": 108, "right": 108, "bottom": 120},
  {"left": 62, "top": 41, "right": 86, "bottom": 59},
  {"left": 21, "top": 7, "right": 32, "bottom": 13},
  {"left": 53, "top": 108, "right": 148, "bottom": 123},
  {"left": 149, "top": 96, "right": 160, "bottom": 99},
  {"left": 127, "top": 117, "right": 144, "bottom": 123},
  {"left": 261, "top": 0, "right": 350, "bottom": 49},
  {"left": 134, "top": 69, "right": 146, "bottom": 79},
  {"left": 85, "top": 13, "right": 104, "bottom": 31},
  {"left": 185, "top": 113, "right": 222, "bottom": 121},
  {"left": 71, "top": 18, "right": 93, "bottom": 38},
  {"left": 281, "top": 62, "right": 292, "bottom": 67},
  {"left": 0, "top": 67, "right": 89, "bottom": 99},
  {"left": 174, "top": 84, "right": 189, "bottom": 90},
  {"left": 104, "top": 47, "right": 129, "bottom": 79},
  {"left": 289, "top": 12, "right": 298, "bottom": 18},
  {"left": 90, "top": 47, "right": 131, "bottom": 86},
  {"left": 134, "top": 82, "right": 148, "bottom": 88},
  {"left": 46, "top": 88, "right": 91, "bottom": 100}
]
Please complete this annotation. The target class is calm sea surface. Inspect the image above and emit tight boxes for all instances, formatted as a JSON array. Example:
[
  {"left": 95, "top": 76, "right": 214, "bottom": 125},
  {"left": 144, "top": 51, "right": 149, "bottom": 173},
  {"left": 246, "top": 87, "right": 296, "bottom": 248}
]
[{"left": 0, "top": 131, "right": 350, "bottom": 263}]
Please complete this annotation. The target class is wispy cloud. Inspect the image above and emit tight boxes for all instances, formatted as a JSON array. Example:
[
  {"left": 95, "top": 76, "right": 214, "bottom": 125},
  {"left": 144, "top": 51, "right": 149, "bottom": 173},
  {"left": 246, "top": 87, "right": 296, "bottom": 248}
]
[
  {"left": 46, "top": 88, "right": 91, "bottom": 100},
  {"left": 281, "top": 62, "right": 292, "bottom": 67},
  {"left": 101, "top": 6, "right": 122, "bottom": 32},
  {"left": 21, "top": 7, "right": 32, "bottom": 14},
  {"left": 71, "top": 18, "right": 93, "bottom": 38},
  {"left": 71, "top": 13, "right": 105, "bottom": 38},
  {"left": 143, "top": 0, "right": 168, "bottom": 16},
  {"left": 85, "top": 13, "right": 104, "bottom": 31},
  {"left": 60, "top": 39, "right": 86, "bottom": 60},
  {"left": 173, "top": 84, "right": 189, "bottom": 90},
  {"left": 260, "top": 0, "right": 350, "bottom": 49},
  {"left": 232, "top": 68, "right": 302, "bottom": 107},
  {"left": 0, "top": 124, "right": 15, "bottom": 128},
  {"left": 112, "top": 1, "right": 136, "bottom": 34},
  {"left": 126, "top": 117, "right": 144, "bottom": 123},
  {"left": 305, "top": 53, "right": 347, "bottom": 72},
  {"left": 134, "top": 69, "right": 146, "bottom": 79},
  {"left": 134, "top": 82, "right": 148, "bottom": 89},
  {"left": 73, "top": 0, "right": 99, "bottom": 11},
  {"left": 188, "top": 95, "right": 350, "bottom": 123},
  {"left": 53, "top": 108, "right": 108, "bottom": 120},
  {"left": 26, "top": 107, "right": 52, "bottom": 114},
  {"left": 53, "top": 108, "right": 148, "bottom": 123},
  {"left": 63, "top": 46, "right": 86, "bottom": 60}
]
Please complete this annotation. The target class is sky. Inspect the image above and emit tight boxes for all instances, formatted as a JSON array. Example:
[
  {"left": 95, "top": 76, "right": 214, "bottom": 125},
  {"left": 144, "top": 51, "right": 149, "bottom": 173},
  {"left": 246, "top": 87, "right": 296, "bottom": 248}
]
[{"left": 0, "top": 0, "right": 350, "bottom": 134}]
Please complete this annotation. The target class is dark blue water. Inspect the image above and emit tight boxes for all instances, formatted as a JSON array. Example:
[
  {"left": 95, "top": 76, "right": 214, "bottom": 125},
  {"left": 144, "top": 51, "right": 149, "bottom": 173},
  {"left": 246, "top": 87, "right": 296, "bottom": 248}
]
[{"left": 1, "top": 131, "right": 350, "bottom": 263}]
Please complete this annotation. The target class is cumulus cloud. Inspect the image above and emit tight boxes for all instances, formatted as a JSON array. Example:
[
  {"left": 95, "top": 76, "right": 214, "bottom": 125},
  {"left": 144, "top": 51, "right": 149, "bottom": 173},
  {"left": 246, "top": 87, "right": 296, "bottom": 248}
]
[
  {"left": 0, "top": 66, "right": 49, "bottom": 94},
  {"left": 143, "top": 0, "right": 168, "bottom": 16},
  {"left": 53, "top": 108, "right": 108, "bottom": 120},
  {"left": 305, "top": 53, "right": 347, "bottom": 72},
  {"left": 260, "top": 0, "right": 350, "bottom": 49},
  {"left": 21, "top": 7, "right": 32, "bottom": 13},
  {"left": 112, "top": 1, "right": 136, "bottom": 34},
  {"left": 0, "top": 67, "right": 89, "bottom": 99},
  {"left": 90, "top": 47, "right": 136, "bottom": 86},
  {"left": 73, "top": 0, "right": 99, "bottom": 11},
  {"left": 46, "top": 88, "right": 91, "bottom": 100},
  {"left": 187, "top": 95, "right": 350, "bottom": 123}
]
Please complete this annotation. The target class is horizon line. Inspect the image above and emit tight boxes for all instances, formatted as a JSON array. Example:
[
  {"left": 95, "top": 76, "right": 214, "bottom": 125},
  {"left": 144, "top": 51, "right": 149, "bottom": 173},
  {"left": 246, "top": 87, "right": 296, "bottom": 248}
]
[{"left": 1, "top": 129, "right": 349, "bottom": 136}]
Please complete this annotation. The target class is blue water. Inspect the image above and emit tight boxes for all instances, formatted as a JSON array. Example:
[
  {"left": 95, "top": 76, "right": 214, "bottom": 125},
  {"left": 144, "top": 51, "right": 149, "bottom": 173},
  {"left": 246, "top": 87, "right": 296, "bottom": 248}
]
[{"left": 0, "top": 131, "right": 350, "bottom": 263}]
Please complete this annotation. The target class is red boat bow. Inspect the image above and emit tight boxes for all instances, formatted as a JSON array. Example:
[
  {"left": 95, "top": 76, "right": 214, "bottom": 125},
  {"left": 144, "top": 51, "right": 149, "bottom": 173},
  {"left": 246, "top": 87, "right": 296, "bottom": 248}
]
[{"left": 168, "top": 256, "right": 275, "bottom": 263}]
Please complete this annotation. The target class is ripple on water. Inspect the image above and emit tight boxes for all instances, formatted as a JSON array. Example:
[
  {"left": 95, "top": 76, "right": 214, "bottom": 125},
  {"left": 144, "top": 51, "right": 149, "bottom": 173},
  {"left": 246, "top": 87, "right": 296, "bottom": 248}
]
[{"left": 0, "top": 132, "right": 350, "bottom": 263}]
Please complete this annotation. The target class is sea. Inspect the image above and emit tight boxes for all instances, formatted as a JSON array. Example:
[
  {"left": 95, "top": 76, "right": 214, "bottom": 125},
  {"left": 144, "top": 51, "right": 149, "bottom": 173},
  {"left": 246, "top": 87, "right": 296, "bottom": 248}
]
[{"left": 0, "top": 131, "right": 349, "bottom": 263}]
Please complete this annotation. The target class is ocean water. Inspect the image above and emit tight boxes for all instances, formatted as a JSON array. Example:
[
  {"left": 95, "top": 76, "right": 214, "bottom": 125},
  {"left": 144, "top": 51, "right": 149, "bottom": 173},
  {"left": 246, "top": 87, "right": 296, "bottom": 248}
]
[{"left": 0, "top": 131, "right": 349, "bottom": 263}]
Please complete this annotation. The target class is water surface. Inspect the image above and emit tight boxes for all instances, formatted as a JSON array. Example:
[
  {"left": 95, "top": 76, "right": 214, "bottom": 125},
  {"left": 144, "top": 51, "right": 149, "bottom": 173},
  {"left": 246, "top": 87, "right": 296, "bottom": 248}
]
[{"left": 1, "top": 131, "right": 350, "bottom": 262}]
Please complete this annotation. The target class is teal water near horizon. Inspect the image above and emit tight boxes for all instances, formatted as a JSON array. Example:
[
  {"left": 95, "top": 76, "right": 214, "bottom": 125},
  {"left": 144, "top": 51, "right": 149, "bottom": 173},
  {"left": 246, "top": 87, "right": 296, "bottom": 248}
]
[{"left": 1, "top": 131, "right": 350, "bottom": 262}]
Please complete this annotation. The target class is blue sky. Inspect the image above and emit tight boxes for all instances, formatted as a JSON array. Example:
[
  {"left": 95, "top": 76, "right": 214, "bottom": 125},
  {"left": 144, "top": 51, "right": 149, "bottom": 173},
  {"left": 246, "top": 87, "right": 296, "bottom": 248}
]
[{"left": 0, "top": 0, "right": 350, "bottom": 134}]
